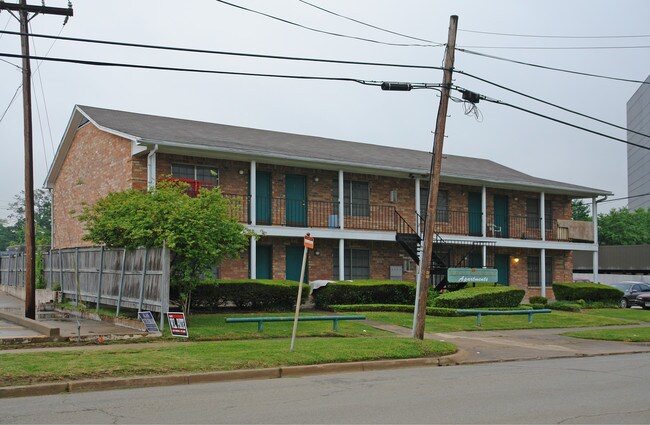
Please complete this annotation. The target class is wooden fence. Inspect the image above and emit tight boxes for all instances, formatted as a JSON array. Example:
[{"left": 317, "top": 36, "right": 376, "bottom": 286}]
[{"left": 0, "top": 246, "right": 170, "bottom": 320}]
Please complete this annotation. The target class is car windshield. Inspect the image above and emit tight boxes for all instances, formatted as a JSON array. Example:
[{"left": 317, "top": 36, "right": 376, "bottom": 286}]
[{"left": 610, "top": 284, "right": 631, "bottom": 291}]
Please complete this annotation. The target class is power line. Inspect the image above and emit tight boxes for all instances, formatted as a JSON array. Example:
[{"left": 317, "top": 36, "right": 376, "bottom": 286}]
[
  {"left": 599, "top": 192, "right": 650, "bottom": 203},
  {"left": 456, "top": 48, "right": 649, "bottom": 85},
  {"left": 0, "top": 30, "right": 443, "bottom": 71},
  {"left": 459, "top": 28, "right": 650, "bottom": 39},
  {"left": 469, "top": 89, "right": 650, "bottom": 151},
  {"left": 296, "top": 0, "right": 442, "bottom": 45},
  {"left": 0, "top": 83, "right": 21, "bottom": 124},
  {"left": 455, "top": 70, "right": 650, "bottom": 140},
  {"left": 0, "top": 51, "right": 414, "bottom": 87},
  {"left": 456, "top": 44, "right": 650, "bottom": 50},
  {"left": 214, "top": 0, "right": 437, "bottom": 47}
]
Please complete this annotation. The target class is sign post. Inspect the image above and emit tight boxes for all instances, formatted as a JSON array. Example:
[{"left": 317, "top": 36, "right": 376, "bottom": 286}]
[{"left": 290, "top": 233, "right": 314, "bottom": 352}]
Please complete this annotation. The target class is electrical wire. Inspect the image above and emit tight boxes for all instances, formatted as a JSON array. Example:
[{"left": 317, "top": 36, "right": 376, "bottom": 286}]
[
  {"left": 455, "top": 70, "right": 650, "bottom": 140},
  {"left": 0, "top": 30, "right": 443, "bottom": 71},
  {"left": 459, "top": 28, "right": 650, "bottom": 39},
  {"left": 0, "top": 83, "right": 21, "bottom": 124},
  {"left": 214, "top": 0, "right": 437, "bottom": 47},
  {"left": 0, "top": 51, "right": 410, "bottom": 87},
  {"left": 456, "top": 44, "right": 650, "bottom": 50},
  {"left": 468, "top": 89, "right": 650, "bottom": 151},
  {"left": 296, "top": 0, "right": 442, "bottom": 45},
  {"left": 456, "top": 48, "right": 649, "bottom": 85},
  {"left": 599, "top": 192, "right": 650, "bottom": 203}
]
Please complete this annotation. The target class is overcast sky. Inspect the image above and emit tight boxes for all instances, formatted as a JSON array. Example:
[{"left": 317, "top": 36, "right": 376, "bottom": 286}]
[{"left": 0, "top": 0, "right": 649, "bottom": 222}]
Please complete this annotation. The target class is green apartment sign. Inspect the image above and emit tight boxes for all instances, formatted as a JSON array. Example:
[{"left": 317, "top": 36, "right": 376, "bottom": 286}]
[{"left": 447, "top": 268, "right": 498, "bottom": 283}]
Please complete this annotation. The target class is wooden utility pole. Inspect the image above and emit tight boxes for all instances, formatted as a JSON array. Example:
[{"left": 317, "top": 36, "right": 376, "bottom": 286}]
[
  {"left": 413, "top": 15, "right": 458, "bottom": 340},
  {"left": 0, "top": 1, "right": 73, "bottom": 319}
]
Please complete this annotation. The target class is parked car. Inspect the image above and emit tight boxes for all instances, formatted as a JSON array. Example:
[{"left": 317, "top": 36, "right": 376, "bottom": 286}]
[
  {"left": 635, "top": 292, "right": 650, "bottom": 310},
  {"left": 606, "top": 282, "right": 650, "bottom": 308}
]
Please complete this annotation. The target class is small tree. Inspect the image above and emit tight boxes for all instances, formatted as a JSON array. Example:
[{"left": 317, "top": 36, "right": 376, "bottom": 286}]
[
  {"left": 598, "top": 207, "right": 650, "bottom": 245},
  {"left": 79, "top": 181, "right": 254, "bottom": 313},
  {"left": 571, "top": 200, "right": 591, "bottom": 222}
]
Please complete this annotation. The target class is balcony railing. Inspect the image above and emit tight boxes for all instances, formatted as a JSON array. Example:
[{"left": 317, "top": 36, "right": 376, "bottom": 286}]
[{"left": 221, "top": 194, "right": 576, "bottom": 242}]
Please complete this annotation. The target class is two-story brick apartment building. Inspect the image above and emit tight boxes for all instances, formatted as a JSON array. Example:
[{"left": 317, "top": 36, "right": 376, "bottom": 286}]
[{"left": 45, "top": 105, "right": 609, "bottom": 299}]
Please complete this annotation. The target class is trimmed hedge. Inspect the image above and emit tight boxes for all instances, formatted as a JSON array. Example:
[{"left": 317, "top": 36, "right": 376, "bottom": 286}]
[
  {"left": 553, "top": 282, "right": 623, "bottom": 303},
  {"left": 328, "top": 304, "right": 459, "bottom": 317},
  {"left": 529, "top": 296, "right": 548, "bottom": 305},
  {"left": 191, "top": 279, "right": 308, "bottom": 310},
  {"left": 312, "top": 280, "right": 416, "bottom": 309},
  {"left": 433, "top": 286, "right": 525, "bottom": 309}
]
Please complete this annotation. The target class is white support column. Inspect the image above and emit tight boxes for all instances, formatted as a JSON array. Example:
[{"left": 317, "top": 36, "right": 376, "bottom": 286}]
[
  {"left": 250, "top": 236, "right": 257, "bottom": 279},
  {"left": 338, "top": 238, "right": 345, "bottom": 281},
  {"left": 415, "top": 177, "right": 421, "bottom": 235},
  {"left": 338, "top": 170, "right": 344, "bottom": 230},
  {"left": 146, "top": 144, "right": 158, "bottom": 190},
  {"left": 539, "top": 192, "right": 546, "bottom": 240},
  {"left": 592, "top": 197, "right": 599, "bottom": 283},
  {"left": 481, "top": 186, "right": 487, "bottom": 237},
  {"left": 482, "top": 245, "right": 487, "bottom": 268},
  {"left": 540, "top": 248, "right": 546, "bottom": 297},
  {"left": 250, "top": 161, "right": 257, "bottom": 226}
]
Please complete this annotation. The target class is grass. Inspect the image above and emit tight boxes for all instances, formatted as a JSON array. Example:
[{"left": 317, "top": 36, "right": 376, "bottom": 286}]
[
  {"left": 563, "top": 327, "right": 650, "bottom": 342},
  {"left": 0, "top": 338, "right": 456, "bottom": 387},
  {"left": 580, "top": 308, "right": 650, "bottom": 322},
  {"left": 167, "top": 312, "right": 389, "bottom": 340},
  {"left": 364, "top": 310, "right": 635, "bottom": 332}
]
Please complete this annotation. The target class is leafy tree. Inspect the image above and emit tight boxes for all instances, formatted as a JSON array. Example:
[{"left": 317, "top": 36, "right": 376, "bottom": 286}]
[
  {"left": 78, "top": 181, "right": 254, "bottom": 313},
  {"left": 9, "top": 189, "right": 52, "bottom": 246},
  {"left": 598, "top": 207, "right": 650, "bottom": 245},
  {"left": 0, "top": 219, "right": 17, "bottom": 251},
  {"left": 571, "top": 200, "right": 591, "bottom": 221}
]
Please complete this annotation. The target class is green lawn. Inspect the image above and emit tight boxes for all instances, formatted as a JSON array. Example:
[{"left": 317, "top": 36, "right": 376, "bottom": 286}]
[
  {"left": 364, "top": 310, "right": 636, "bottom": 332},
  {"left": 171, "top": 312, "right": 388, "bottom": 340},
  {"left": 563, "top": 326, "right": 650, "bottom": 342},
  {"left": 0, "top": 338, "right": 456, "bottom": 387},
  {"left": 580, "top": 308, "right": 650, "bottom": 322}
]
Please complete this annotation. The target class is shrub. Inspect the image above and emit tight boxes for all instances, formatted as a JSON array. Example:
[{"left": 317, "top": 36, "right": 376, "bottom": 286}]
[
  {"left": 311, "top": 280, "right": 416, "bottom": 309},
  {"left": 547, "top": 301, "right": 582, "bottom": 312},
  {"left": 190, "top": 279, "right": 308, "bottom": 311},
  {"left": 529, "top": 296, "right": 548, "bottom": 305},
  {"left": 530, "top": 303, "right": 546, "bottom": 310},
  {"left": 328, "top": 303, "right": 459, "bottom": 317},
  {"left": 433, "top": 286, "right": 525, "bottom": 309},
  {"left": 553, "top": 282, "right": 623, "bottom": 303}
]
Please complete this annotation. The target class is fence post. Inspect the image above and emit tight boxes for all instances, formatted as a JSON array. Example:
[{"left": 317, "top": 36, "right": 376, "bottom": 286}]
[
  {"left": 22, "top": 252, "right": 25, "bottom": 288},
  {"left": 96, "top": 246, "right": 104, "bottom": 313},
  {"left": 116, "top": 248, "right": 127, "bottom": 317},
  {"left": 138, "top": 248, "right": 149, "bottom": 312},
  {"left": 58, "top": 249, "right": 63, "bottom": 293},
  {"left": 74, "top": 247, "right": 79, "bottom": 306},
  {"left": 48, "top": 248, "right": 53, "bottom": 290},
  {"left": 159, "top": 242, "right": 170, "bottom": 331}
]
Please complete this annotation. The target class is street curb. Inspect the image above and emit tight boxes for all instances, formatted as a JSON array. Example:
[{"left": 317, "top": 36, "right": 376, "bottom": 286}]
[{"left": 0, "top": 353, "right": 458, "bottom": 399}]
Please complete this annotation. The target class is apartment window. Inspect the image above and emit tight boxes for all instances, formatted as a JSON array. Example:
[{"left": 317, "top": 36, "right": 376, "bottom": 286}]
[
  {"left": 419, "top": 188, "right": 449, "bottom": 222},
  {"left": 527, "top": 256, "right": 553, "bottom": 287},
  {"left": 171, "top": 164, "right": 219, "bottom": 187},
  {"left": 545, "top": 200, "right": 553, "bottom": 231},
  {"left": 333, "top": 180, "right": 369, "bottom": 217},
  {"left": 527, "top": 199, "right": 553, "bottom": 231},
  {"left": 333, "top": 249, "right": 370, "bottom": 280}
]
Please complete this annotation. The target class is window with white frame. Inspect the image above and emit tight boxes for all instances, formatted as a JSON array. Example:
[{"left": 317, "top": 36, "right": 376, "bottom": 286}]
[{"left": 171, "top": 164, "right": 219, "bottom": 187}]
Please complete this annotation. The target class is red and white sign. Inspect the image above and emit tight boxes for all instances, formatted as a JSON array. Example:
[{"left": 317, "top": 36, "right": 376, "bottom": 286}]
[
  {"left": 303, "top": 235, "right": 315, "bottom": 250},
  {"left": 167, "top": 312, "right": 188, "bottom": 338}
]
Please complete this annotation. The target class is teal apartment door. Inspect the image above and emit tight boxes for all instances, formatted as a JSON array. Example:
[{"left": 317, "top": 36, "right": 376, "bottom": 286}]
[
  {"left": 255, "top": 245, "right": 272, "bottom": 279},
  {"left": 286, "top": 246, "right": 308, "bottom": 282},
  {"left": 256, "top": 171, "right": 272, "bottom": 224},
  {"left": 493, "top": 195, "right": 509, "bottom": 238},
  {"left": 468, "top": 192, "right": 482, "bottom": 236},
  {"left": 285, "top": 175, "right": 307, "bottom": 226},
  {"left": 494, "top": 254, "right": 509, "bottom": 286}
]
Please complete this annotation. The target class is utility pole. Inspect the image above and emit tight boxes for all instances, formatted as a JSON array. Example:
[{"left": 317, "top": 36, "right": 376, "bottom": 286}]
[
  {"left": 0, "top": 1, "right": 73, "bottom": 319},
  {"left": 413, "top": 15, "right": 458, "bottom": 340}
]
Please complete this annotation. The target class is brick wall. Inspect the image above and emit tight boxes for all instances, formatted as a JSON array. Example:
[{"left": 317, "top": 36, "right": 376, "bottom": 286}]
[{"left": 52, "top": 123, "right": 135, "bottom": 248}]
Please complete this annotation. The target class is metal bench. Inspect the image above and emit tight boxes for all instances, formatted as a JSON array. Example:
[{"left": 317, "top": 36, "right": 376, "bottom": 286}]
[
  {"left": 225, "top": 315, "right": 366, "bottom": 332},
  {"left": 456, "top": 309, "right": 551, "bottom": 326}
]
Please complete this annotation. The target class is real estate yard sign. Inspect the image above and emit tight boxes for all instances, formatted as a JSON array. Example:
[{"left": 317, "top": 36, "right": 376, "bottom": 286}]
[
  {"left": 138, "top": 311, "right": 160, "bottom": 333},
  {"left": 167, "top": 312, "right": 188, "bottom": 337},
  {"left": 447, "top": 268, "right": 498, "bottom": 283}
]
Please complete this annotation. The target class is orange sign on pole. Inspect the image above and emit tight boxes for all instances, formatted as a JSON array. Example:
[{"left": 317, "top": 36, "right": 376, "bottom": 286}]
[{"left": 303, "top": 234, "right": 314, "bottom": 250}]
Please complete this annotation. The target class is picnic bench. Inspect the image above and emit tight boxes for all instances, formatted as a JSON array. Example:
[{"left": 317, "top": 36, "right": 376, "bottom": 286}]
[
  {"left": 456, "top": 309, "right": 551, "bottom": 326},
  {"left": 225, "top": 315, "right": 366, "bottom": 332}
]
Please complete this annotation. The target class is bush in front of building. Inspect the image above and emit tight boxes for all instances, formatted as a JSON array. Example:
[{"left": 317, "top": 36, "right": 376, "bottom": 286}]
[
  {"left": 312, "top": 280, "right": 416, "bottom": 309},
  {"left": 432, "top": 286, "right": 525, "bottom": 309},
  {"left": 328, "top": 303, "right": 459, "bottom": 317},
  {"left": 552, "top": 282, "right": 623, "bottom": 303},
  {"left": 190, "top": 279, "right": 308, "bottom": 310},
  {"left": 529, "top": 296, "right": 548, "bottom": 305}
]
